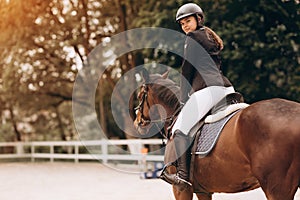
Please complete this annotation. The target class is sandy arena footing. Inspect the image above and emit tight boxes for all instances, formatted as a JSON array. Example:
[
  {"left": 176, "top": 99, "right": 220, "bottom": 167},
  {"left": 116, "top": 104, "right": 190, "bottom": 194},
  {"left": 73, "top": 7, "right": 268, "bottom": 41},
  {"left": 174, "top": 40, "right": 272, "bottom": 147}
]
[{"left": 0, "top": 163, "right": 298, "bottom": 200}]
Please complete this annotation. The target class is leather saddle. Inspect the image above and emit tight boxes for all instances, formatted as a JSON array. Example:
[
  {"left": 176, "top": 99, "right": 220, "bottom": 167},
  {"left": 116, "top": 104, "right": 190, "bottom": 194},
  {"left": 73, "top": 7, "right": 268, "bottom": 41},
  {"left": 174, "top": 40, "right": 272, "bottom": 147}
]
[{"left": 210, "top": 92, "right": 244, "bottom": 115}]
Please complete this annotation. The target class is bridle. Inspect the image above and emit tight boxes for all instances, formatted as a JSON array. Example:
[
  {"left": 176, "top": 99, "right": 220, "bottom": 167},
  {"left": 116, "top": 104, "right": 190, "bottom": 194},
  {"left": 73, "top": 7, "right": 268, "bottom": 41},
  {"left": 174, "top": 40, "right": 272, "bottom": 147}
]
[
  {"left": 134, "top": 83, "right": 182, "bottom": 139},
  {"left": 134, "top": 84, "right": 175, "bottom": 125},
  {"left": 134, "top": 84, "right": 152, "bottom": 126}
]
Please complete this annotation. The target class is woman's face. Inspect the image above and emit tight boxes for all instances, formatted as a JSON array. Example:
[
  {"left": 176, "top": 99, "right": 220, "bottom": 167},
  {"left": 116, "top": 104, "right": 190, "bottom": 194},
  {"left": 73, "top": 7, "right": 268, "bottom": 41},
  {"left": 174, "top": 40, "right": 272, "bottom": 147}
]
[{"left": 179, "top": 16, "right": 197, "bottom": 34}]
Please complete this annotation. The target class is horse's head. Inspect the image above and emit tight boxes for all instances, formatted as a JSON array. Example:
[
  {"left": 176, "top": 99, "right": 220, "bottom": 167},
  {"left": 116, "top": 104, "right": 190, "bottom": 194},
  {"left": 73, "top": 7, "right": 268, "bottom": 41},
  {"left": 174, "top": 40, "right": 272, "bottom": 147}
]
[{"left": 133, "top": 68, "right": 180, "bottom": 136}]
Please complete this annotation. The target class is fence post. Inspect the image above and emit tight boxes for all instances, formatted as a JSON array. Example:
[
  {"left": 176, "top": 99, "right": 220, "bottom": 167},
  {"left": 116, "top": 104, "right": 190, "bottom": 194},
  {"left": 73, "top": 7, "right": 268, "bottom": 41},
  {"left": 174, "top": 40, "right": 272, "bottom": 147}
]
[
  {"left": 15, "top": 142, "right": 24, "bottom": 157},
  {"left": 141, "top": 147, "right": 148, "bottom": 172},
  {"left": 137, "top": 140, "right": 144, "bottom": 167},
  {"left": 74, "top": 144, "right": 79, "bottom": 163},
  {"left": 101, "top": 139, "right": 108, "bottom": 164},
  {"left": 31, "top": 143, "right": 35, "bottom": 162},
  {"left": 50, "top": 145, "right": 54, "bottom": 162}
]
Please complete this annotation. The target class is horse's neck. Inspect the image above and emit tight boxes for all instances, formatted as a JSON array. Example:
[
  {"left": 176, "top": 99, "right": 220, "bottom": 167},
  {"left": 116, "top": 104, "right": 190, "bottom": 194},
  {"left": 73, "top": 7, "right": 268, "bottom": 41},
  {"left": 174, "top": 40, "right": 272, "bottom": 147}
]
[
  {"left": 158, "top": 101, "right": 179, "bottom": 119},
  {"left": 151, "top": 88, "right": 180, "bottom": 118}
]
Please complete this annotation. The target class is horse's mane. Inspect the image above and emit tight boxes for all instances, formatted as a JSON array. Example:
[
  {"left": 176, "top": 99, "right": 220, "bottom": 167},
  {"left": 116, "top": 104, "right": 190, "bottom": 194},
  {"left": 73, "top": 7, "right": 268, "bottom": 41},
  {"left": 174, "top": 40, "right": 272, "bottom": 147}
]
[{"left": 149, "top": 74, "right": 180, "bottom": 110}]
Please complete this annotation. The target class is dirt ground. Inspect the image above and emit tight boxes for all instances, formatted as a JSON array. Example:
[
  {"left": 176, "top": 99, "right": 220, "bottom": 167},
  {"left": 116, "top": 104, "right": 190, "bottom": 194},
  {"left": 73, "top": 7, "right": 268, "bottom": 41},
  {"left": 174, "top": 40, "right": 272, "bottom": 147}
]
[{"left": 0, "top": 163, "right": 298, "bottom": 200}]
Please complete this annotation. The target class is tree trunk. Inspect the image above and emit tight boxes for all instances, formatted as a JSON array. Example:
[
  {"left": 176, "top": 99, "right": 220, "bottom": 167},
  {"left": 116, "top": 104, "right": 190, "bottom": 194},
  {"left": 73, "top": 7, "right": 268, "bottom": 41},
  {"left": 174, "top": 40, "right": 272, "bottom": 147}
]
[
  {"left": 55, "top": 106, "right": 66, "bottom": 141},
  {"left": 98, "top": 78, "right": 108, "bottom": 135},
  {"left": 8, "top": 106, "right": 22, "bottom": 141},
  {"left": 115, "top": 0, "right": 138, "bottom": 139}
]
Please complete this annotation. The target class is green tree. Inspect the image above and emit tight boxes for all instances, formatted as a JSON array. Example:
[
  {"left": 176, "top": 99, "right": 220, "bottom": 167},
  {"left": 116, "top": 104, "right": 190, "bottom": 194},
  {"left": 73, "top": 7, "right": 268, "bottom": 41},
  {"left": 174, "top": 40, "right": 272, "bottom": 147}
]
[
  {"left": 0, "top": 0, "right": 145, "bottom": 141},
  {"left": 0, "top": 0, "right": 119, "bottom": 141},
  {"left": 203, "top": 0, "right": 300, "bottom": 102}
]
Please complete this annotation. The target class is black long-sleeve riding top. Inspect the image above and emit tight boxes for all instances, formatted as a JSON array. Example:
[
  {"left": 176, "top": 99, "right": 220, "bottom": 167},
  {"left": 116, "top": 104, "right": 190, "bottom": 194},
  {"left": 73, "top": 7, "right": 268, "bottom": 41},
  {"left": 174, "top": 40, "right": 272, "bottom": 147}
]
[{"left": 180, "top": 27, "right": 233, "bottom": 103}]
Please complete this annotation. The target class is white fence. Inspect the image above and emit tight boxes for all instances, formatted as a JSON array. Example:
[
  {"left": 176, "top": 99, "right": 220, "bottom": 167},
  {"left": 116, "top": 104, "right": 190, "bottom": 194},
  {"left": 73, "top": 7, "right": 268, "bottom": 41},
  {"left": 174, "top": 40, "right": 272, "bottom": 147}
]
[{"left": 0, "top": 139, "right": 165, "bottom": 164}]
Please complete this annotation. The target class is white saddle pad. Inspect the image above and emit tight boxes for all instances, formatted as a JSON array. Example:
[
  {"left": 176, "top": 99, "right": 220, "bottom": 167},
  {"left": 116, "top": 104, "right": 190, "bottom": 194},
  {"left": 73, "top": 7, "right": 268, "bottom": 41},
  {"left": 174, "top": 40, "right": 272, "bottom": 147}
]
[{"left": 205, "top": 103, "right": 249, "bottom": 123}]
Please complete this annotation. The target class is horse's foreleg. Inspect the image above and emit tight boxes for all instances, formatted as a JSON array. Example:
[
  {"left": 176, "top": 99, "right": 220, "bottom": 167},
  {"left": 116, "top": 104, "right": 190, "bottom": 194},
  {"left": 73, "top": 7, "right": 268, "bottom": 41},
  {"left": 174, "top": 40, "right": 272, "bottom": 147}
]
[
  {"left": 173, "top": 185, "right": 193, "bottom": 200},
  {"left": 195, "top": 192, "right": 212, "bottom": 200}
]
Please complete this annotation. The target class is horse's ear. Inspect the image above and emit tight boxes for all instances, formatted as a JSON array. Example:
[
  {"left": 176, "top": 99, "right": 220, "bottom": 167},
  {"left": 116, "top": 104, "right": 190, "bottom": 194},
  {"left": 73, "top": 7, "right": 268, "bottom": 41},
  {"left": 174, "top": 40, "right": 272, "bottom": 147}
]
[
  {"left": 161, "top": 70, "right": 169, "bottom": 79},
  {"left": 140, "top": 68, "right": 150, "bottom": 83}
]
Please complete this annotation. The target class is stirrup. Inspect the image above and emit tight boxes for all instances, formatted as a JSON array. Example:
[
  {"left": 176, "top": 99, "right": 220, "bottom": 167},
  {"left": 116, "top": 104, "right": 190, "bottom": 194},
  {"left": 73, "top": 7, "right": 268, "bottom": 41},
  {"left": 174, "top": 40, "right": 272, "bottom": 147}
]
[
  {"left": 159, "top": 169, "right": 192, "bottom": 188},
  {"left": 174, "top": 175, "right": 192, "bottom": 187}
]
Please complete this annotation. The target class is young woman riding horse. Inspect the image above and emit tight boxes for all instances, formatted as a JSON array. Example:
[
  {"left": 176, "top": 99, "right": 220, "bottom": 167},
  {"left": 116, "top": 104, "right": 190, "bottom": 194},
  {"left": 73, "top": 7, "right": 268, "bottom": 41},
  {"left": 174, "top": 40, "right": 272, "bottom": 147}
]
[
  {"left": 160, "top": 3, "right": 236, "bottom": 190},
  {"left": 134, "top": 71, "right": 300, "bottom": 200},
  {"left": 133, "top": 3, "right": 300, "bottom": 200}
]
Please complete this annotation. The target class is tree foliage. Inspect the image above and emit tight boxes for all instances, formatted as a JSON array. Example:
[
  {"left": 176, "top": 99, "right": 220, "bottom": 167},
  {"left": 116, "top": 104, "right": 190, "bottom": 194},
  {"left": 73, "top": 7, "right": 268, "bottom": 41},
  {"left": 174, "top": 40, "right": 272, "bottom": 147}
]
[{"left": 215, "top": 0, "right": 300, "bottom": 102}]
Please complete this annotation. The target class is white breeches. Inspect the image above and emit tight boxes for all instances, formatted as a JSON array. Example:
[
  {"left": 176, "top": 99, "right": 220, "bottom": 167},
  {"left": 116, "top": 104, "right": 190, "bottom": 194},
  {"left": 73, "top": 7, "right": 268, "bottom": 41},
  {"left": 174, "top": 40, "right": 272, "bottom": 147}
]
[{"left": 172, "top": 86, "right": 235, "bottom": 135}]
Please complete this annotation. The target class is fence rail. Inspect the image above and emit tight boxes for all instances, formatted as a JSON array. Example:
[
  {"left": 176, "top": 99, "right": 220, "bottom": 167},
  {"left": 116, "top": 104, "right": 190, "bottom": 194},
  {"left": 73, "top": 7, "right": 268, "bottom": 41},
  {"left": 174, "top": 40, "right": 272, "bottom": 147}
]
[{"left": 0, "top": 139, "right": 165, "bottom": 164}]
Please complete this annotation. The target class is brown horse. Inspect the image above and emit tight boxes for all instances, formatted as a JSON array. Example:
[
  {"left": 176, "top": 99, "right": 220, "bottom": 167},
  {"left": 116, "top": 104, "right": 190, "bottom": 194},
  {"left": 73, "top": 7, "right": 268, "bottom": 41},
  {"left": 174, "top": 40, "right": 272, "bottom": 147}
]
[{"left": 133, "top": 70, "right": 300, "bottom": 200}]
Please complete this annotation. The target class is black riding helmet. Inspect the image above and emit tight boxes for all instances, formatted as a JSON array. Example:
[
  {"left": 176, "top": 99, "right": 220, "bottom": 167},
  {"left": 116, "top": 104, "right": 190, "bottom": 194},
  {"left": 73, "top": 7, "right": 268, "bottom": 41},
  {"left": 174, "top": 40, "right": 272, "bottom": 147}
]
[{"left": 176, "top": 3, "right": 204, "bottom": 26}]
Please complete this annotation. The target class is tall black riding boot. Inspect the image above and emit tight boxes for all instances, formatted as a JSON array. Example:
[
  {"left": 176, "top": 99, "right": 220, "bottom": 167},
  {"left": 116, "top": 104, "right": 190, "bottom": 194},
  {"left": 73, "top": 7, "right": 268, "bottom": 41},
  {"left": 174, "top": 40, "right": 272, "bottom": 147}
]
[{"left": 160, "top": 130, "right": 192, "bottom": 190}]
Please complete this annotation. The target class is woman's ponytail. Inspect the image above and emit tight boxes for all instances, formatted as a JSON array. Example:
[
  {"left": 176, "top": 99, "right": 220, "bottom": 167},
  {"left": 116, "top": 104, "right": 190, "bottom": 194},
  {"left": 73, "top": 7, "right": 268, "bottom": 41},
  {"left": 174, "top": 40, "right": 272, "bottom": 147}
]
[{"left": 204, "top": 26, "right": 224, "bottom": 51}]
